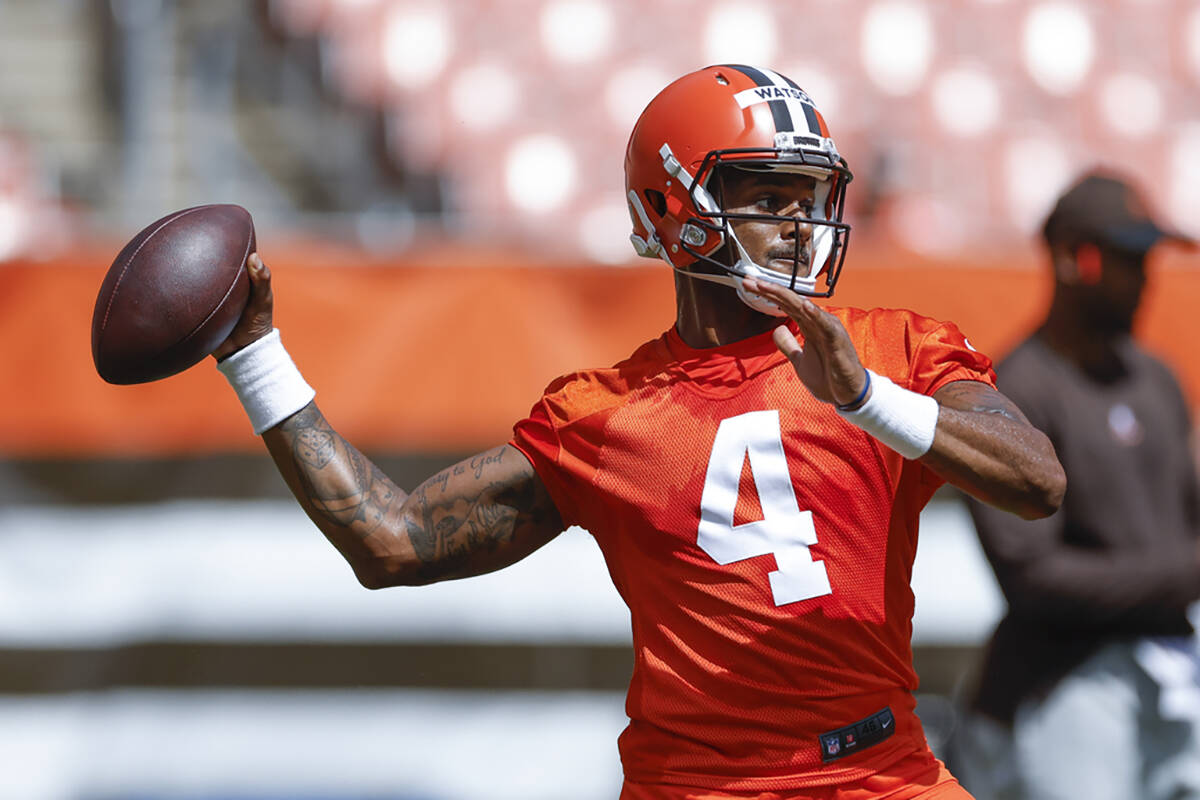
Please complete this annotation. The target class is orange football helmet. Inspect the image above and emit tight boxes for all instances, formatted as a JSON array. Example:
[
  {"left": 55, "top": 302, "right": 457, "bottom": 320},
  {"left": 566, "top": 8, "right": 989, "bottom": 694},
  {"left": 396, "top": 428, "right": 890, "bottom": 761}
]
[{"left": 624, "top": 64, "right": 852, "bottom": 310}]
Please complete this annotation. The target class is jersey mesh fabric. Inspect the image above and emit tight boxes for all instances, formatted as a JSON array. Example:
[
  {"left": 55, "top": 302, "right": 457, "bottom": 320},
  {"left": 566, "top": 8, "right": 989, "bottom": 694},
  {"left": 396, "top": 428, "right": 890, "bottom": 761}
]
[
  {"left": 510, "top": 307, "right": 995, "bottom": 791},
  {"left": 619, "top": 749, "right": 969, "bottom": 799}
]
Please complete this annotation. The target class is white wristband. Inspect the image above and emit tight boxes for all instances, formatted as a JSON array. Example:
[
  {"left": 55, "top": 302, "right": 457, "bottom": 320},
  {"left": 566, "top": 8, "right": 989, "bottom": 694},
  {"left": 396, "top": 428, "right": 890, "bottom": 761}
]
[
  {"left": 837, "top": 369, "right": 938, "bottom": 459},
  {"left": 217, "top": 329, "right": 315, "bottom": 435}
]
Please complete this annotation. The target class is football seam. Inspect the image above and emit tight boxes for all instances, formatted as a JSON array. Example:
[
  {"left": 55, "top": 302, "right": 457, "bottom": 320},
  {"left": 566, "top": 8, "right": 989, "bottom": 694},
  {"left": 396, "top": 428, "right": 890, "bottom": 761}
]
[
  {"left": 97, "top": 205, "right": 213, "bottom": 337},
  {"left": 172, "top": 240, "right": 249, "bottom": 351}
]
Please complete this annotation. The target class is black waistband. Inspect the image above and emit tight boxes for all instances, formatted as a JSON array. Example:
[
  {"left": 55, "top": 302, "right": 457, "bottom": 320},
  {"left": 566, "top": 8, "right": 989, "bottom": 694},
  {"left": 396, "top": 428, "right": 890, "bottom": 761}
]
[{"left": 819, "top": 707, "right": 895, "bottom": 763}]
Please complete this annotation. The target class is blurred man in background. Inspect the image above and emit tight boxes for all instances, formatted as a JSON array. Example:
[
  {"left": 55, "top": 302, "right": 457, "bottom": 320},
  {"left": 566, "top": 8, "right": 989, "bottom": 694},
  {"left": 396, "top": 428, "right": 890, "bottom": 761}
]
[
  {"left": 212, "top": 65, "right": 1064, "bottom": 797},
  {"left": 954, "top": 171, "right": 1200, "bottom": 800}
]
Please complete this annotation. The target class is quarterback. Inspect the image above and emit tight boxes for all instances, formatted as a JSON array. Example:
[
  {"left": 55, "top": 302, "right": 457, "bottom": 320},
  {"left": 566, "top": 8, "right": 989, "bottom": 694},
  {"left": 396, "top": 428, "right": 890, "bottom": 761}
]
[{"left": 213, "top": 65, "right": 1065, "bottom": 798}]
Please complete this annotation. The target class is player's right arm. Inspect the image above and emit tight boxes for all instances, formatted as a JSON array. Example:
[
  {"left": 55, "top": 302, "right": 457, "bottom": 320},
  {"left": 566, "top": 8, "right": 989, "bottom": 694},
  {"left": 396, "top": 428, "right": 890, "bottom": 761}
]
[
  {"left": 214, "top": 254, "right": 565, "bottom": 588},
  {"left": 265, "top": 412, "right": 563, "bottom": 587}
]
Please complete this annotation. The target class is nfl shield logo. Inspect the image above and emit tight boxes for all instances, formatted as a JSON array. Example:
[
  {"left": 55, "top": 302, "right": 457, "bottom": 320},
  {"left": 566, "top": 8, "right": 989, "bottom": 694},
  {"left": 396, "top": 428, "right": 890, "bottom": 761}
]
[{"left": 825, "top": 737, "right": 840, "bottom": 756}]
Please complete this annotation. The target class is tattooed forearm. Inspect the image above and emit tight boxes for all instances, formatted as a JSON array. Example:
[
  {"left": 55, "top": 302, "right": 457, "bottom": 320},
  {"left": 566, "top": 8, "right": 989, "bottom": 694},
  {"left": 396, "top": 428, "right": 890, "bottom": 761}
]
[
  {"left": 279, "top": 406, "right": 400, "bottom": 538},
  {"left": 295, "top": 428, "right": 336, "bottom": 469}
]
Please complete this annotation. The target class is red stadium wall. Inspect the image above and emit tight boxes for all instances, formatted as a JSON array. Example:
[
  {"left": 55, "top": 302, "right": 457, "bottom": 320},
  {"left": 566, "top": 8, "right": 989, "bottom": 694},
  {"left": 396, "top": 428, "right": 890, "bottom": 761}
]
[{"left": 3, "top": 243, "right": 1197, "bottom": 456}]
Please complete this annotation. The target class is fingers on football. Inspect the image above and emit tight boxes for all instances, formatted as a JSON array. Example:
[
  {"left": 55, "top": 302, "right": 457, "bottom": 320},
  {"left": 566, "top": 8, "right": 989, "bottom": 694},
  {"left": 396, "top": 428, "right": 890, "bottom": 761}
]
[
  {"left": 246, "top": 253, "right": 274, "bottom": 306},
  {"left": 247, "top": 252, "right": 269, "bottom": 283}
]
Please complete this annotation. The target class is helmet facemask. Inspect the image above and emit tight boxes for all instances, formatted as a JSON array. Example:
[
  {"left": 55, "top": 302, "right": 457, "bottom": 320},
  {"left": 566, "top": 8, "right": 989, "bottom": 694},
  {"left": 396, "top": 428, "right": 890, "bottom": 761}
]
[{"left": 679, "top": 142, "right": 852, "bottom": 313}]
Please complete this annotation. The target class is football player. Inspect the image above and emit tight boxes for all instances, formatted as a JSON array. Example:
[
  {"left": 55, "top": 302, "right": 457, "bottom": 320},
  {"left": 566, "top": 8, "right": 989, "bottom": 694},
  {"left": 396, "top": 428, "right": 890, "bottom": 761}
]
[{"left": 214, "top": 65, "right": 1065, "bottom": 799}]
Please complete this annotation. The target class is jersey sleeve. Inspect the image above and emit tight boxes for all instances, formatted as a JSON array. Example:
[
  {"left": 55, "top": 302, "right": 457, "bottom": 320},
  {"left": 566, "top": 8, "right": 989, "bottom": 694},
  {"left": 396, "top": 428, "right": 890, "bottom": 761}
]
[
  {"left": 907, "top": 318, "right": 996, "bottom": 396},
  {"left": 509, "top": 392, "right": 582, "bottom": 530},
  {"left": 509, "top": 337, "right": 665, "bottom": 533}
]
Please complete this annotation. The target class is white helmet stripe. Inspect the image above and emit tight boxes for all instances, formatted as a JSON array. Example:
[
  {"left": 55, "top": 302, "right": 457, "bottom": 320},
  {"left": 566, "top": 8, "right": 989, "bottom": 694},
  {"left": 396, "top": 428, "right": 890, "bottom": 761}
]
[
  {"left": 722, "top": 64, "right": 794, "bottom": 133},
  {"left": 757, "top": 66, "right": 823, "bottom": 138},
  {"left": 726, "top": 64, "right": 824, "bottom": 139}
]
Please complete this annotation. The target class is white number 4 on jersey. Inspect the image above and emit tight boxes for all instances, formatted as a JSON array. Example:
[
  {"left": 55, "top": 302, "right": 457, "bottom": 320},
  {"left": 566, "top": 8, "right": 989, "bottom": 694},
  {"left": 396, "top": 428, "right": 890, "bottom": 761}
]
[{"left": 697, "top": 410, "right": 833, "bottom": 606}]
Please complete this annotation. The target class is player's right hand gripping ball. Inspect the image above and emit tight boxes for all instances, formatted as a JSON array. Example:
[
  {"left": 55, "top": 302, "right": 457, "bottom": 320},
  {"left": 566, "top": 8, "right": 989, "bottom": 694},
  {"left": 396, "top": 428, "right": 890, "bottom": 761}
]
[{"left": 91, "top": 204, "right": 255, "bottom": 384}]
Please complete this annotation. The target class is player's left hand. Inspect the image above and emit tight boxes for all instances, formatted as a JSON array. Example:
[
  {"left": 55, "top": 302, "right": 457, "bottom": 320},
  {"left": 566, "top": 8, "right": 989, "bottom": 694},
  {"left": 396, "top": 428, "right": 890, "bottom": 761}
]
[{"left": 742, "top": 277, "right": 869, "bottom": 408}]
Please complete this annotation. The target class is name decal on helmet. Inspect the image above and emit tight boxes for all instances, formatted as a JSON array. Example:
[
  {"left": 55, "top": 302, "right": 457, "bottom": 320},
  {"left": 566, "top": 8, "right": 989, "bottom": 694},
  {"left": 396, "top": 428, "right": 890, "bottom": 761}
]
[{"left": 734, "top": 85, "right": 815, "bottom": 108}]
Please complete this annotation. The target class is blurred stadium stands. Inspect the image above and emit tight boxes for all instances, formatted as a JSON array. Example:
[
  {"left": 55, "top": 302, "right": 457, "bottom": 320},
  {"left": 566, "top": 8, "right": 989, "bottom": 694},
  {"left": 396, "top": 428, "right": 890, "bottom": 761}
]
[
  {"left": 1, "top": 1, "right": 1199, "bottom": 798},
  {"left": 1, "top": 0, "right": 1199, "bottom": 257}
]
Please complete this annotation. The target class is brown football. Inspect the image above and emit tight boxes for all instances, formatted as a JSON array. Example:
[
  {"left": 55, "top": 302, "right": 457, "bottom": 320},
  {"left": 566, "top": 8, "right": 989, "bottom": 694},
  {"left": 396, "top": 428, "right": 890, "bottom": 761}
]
[{"left": 92, "top": 204, "right": 254, "bottom": 384}]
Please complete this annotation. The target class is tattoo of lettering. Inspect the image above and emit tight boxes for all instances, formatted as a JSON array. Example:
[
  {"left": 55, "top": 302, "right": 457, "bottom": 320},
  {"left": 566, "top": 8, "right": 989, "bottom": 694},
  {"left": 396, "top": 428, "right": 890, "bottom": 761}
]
[
  {"left": 404, "top": 445, "right": 555, "bottom": 580},
  {"left": 938, "top": 381, "right": 1026, "bottom": 423},
  {"left": 280, "top": 407, "right": 398, "bottom": 538},
  {"left": 469, "top": 448, "right": 505, "bottom": 478}
]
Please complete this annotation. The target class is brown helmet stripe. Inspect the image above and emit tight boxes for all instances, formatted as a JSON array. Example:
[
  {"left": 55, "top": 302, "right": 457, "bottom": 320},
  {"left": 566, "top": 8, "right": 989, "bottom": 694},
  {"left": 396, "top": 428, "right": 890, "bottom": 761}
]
[{"left": 720, "top": 63, "right": 795, "bottom": 134}]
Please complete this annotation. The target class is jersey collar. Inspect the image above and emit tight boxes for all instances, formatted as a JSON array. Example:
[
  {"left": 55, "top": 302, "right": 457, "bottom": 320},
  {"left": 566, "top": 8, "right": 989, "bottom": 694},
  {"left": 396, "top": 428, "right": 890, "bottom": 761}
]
[{"left": 662, "top": 319, "right": 798, "bottom": 387}]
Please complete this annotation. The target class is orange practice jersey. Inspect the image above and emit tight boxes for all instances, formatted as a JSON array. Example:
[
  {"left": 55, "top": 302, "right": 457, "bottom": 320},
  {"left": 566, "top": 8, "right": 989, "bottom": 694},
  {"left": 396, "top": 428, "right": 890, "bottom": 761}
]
[{"left": 509, "top": 306, "right": 995, "bottom": 792}]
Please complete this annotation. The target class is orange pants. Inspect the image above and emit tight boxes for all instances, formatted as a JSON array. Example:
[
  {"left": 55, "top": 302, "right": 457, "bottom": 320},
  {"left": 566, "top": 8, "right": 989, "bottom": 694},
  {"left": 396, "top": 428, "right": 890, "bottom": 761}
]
[{"left": 620, "top": 751, "right": 973, "bottom": 800}]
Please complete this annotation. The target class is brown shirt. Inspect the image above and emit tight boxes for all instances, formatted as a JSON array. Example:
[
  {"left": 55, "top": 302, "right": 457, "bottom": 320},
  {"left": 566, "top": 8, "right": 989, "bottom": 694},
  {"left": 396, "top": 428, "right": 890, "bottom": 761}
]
[{"left": 966, "top": 333, "right": 1200, "bottom": 722}]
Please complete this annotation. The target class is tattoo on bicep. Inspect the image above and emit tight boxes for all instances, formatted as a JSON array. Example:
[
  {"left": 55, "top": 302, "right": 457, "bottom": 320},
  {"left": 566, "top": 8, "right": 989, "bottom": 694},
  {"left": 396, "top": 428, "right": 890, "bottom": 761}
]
[
  {"left": 405, "top": 480, "right": 519, "bottom": 574},
  {"left": 469, "top": 448, "right": 505, "bottom": 478},
  {"left": 465, "top": 496, "right": 519, "bottom": 549},
  {"left": 403, "top": 446, "right": 548, "bottom": 577}
]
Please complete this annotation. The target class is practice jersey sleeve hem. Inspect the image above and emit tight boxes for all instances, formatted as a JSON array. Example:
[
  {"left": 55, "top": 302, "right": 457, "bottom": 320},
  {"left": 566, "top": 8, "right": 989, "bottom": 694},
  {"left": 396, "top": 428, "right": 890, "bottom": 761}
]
[
  {"left": 907, "top": 321, "right": 996, "bottom": 397},
  {"left": 836, "top": 307, "right": 995, "bottom": 397},
  {"left": 509, "top": 396, "right": 581, "bottom": 531}
]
